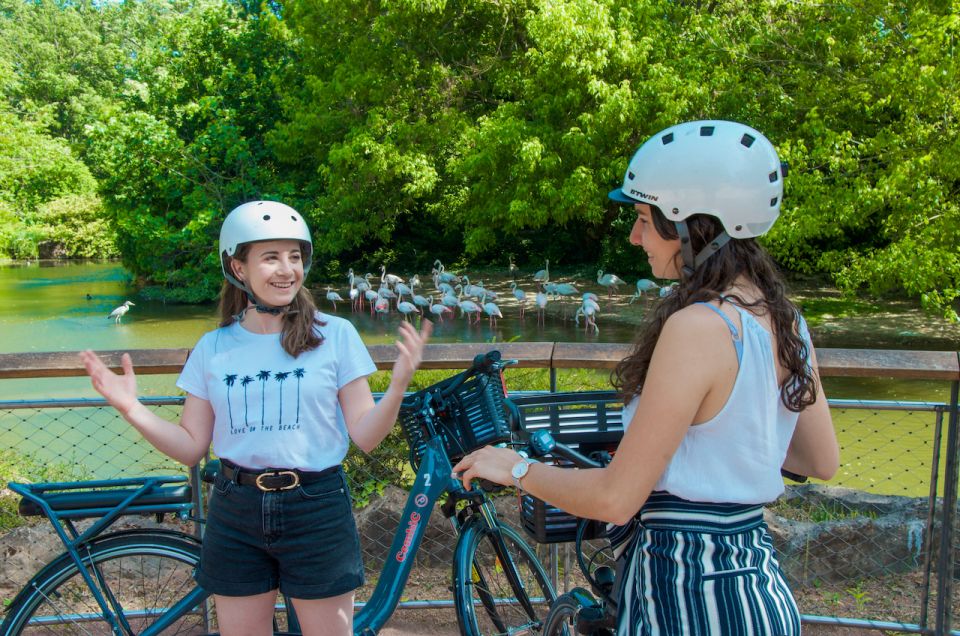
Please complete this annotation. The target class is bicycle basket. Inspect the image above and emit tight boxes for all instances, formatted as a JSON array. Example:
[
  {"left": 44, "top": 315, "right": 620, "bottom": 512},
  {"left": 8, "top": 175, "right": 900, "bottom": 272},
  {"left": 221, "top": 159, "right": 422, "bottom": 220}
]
[
  {"left": 520, "top": 494, "right": 608, "bottom": 544},
  {"left": 398, "top": 353, "right": 513, "bottom": 467},
  {"left": 512, "top": 391, "right": 626, "bottom": 544}
]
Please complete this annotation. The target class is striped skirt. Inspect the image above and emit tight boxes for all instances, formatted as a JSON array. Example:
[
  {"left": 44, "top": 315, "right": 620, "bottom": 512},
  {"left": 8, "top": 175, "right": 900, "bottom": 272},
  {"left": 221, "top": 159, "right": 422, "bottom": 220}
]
[{"left": 616, "top": 492, "right": 800, "bottom": 636}]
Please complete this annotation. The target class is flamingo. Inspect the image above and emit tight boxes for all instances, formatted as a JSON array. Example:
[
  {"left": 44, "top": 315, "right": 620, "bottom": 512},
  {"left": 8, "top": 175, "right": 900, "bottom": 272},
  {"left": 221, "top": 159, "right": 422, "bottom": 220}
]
[
  {"left": 659, "top": 282, "right": 679, "bottom": 297},
  {"left": 374, "top": 296, "right": 391, "bottom": 317},
  {"left": 441, "top": 289, "right": 460, "bottom": 309},
  {"left": 482, "top": 301, "right": 503, "bottom": 326},
  {"left": 533, "top": 259, "right": 550, "bottom": 287},
  {"left": 510, "top": 282, "right": 527, "bottom": 319},
  {"left": 397, "top": 301, "right": 420, "bottom": 322},
  {"left": 597, "top": 269, "right": 626, "bottom": 298},
  {"left": 508, "top": 255, "right": 520, "bottom": 280},
  {"left": 575, "top": 301, "right": 600, "bottom": 334},
  {"left": 394, "top": 282, "right": 413, "bottom": 302},
  {"left": 433, "top": 260, "right": 461, "bottom": 285},
  {"left": 412, "top": 294, "right": 431, "bottom": 310},
  {"left": 364, "top": 289, "right": 380, "bottom": 316},
  {"left": 459, "top": 299, "right": 482, "bottom": 324},
  {"left": 325, "top": 287, "right": 344, "bottom": 312},
  {"left": 409, "top": 274, "right": 421, "bottom": 290},
  {"left": 630, "top": 279, "right": 660, "bottom": 304},
  {"left": 108, "top": 301, "right": 135, "bottom": 324},
  {"left": 429, "top": 297, "right": 453, "bottom": 323},
  {"left": 381, "top": 265, "right": 404, "bottom": 287},
  {"left": 535, "top": 291, "right": 548, "bottom": 325},
  {"left": 349, "top": 280, "right": 360, "bottom": 312}
]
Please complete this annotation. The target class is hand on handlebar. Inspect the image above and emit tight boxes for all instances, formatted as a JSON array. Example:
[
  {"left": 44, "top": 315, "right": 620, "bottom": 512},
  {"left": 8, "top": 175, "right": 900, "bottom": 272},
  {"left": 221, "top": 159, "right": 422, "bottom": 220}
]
[{"left": 452, "top": 445, "right": 522, "bottom": 492}]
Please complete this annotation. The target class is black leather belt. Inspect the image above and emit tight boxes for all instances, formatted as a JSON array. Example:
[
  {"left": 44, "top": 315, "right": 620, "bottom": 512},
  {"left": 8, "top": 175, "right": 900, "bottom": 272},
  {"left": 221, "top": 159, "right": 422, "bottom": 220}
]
[{"left": 220, "top": 460, "right": 339, "bottom": 492}]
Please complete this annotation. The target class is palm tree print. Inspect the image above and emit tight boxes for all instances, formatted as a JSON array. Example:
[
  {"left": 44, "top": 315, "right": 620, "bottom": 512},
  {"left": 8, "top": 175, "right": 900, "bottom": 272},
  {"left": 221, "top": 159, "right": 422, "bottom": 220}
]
[
  {"left": 223, "top": 374, "right": 237, "bottom": 430},
  {"left": 293, "top": 368, "right": 306, "bottom": 423},
  {"left": 240, "top": 376, "right": 254, "bottom": 424},
  {"left": 257, "top": 370, "right": 271, "bottom": 425},
  {"left": 274, "top": 371, "right": 290, "bottom": 425}
]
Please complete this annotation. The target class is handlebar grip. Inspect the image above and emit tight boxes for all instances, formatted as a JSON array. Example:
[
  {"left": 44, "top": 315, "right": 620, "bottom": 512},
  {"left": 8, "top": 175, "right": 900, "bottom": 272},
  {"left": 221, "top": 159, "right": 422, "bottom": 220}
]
[
  {"left": 439, "top": 350, "right": 502, "bottom": 398},
  {"left": 549, "top": 441, "right": 605, "bottom": 470}
]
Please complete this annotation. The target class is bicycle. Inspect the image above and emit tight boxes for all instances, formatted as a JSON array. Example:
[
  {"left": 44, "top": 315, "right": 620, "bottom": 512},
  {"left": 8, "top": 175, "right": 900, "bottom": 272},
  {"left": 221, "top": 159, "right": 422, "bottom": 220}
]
[{"left": 1, "top": 349, "right": 556, "bottom": 636}]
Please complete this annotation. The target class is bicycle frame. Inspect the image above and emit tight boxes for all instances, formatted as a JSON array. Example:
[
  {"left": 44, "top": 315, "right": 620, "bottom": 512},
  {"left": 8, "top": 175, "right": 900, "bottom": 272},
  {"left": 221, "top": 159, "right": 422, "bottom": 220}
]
[
  {"left": 353, "top": 435, "right": 457, "bottom": 635},
  {"left": 7, "top": 476, "right": 203, "bottom": 636}
]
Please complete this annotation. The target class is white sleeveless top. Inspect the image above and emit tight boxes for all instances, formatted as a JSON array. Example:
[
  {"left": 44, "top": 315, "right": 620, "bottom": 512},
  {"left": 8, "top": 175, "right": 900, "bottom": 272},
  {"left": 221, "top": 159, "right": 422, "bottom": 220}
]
[{"left": 621, "top": 305, "right": 811, "bottom": 504}]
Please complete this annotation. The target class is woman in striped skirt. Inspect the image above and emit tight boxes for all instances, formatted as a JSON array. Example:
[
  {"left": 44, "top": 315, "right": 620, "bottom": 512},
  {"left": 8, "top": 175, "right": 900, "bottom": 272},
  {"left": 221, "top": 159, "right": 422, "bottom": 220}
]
[{"left": 454, "top": 120, "right": 839, "bottom": 635}]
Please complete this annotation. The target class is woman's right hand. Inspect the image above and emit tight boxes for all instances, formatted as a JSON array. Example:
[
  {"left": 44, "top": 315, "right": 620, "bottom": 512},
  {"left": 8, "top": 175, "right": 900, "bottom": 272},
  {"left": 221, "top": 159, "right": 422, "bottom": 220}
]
[{"left": 80, "top": 350, "right": 140, "bottom": 416}]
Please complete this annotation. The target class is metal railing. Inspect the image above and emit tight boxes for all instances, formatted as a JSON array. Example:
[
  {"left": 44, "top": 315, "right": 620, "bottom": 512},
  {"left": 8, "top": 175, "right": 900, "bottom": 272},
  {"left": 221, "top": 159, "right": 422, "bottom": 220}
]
[{"left": 1, "top": 344, "right": 958, "bottom": 634}]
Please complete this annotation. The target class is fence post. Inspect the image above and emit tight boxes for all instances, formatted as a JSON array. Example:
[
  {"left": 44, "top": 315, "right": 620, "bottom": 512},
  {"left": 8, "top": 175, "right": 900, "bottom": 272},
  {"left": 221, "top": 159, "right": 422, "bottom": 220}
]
[{"left": 935, "top": 379, "right": 960, "bottom": 635}]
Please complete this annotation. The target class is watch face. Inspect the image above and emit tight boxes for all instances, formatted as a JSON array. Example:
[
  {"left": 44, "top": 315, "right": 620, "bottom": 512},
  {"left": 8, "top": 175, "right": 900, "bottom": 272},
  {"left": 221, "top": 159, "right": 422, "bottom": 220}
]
[{"left": 511, "top": 460, "right": 529, "bottom": 480}]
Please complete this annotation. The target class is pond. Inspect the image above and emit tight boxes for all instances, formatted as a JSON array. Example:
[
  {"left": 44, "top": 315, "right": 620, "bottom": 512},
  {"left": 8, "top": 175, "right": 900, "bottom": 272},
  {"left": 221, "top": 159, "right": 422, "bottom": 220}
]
[
  {"left": 1, "top": 260, "right": 958, "bottom": 400},
  {"left": 1, "top": 260, "right": 958, "bottom": 497}
]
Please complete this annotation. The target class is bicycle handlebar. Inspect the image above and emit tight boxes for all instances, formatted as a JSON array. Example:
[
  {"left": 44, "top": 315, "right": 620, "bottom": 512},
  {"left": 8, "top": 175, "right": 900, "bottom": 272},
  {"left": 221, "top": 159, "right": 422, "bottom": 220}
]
[{"left": 436, "top": 350, "right": 502, "bottom": 399}]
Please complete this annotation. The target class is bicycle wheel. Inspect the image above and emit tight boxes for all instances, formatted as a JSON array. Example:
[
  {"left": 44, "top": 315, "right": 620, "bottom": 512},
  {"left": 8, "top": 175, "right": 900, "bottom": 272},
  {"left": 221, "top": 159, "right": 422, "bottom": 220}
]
[
  {"left": 2, "top": 530, "right": 207, "bottom": 636},
  {"left": 542, "top": 593, "right": 581, "bottom": 636},
  {"left": 543, "top": 591, "right": 616, "bottom": 636},
  {"left": 453, "top": 519, "right": 555, "bottom": 636}
]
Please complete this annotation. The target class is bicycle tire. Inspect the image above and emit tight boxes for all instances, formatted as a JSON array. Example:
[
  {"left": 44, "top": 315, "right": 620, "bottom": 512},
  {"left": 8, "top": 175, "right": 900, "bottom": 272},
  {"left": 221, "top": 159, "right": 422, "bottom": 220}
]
[
  {"left": 453, "top": 519, "right": 555, "bottom": 636},
  {"left": 542, "top": 593, "right": 582, "bottom": 636},
  {"left": 1, "top": 529, "right": 207, "bottom": 636}
]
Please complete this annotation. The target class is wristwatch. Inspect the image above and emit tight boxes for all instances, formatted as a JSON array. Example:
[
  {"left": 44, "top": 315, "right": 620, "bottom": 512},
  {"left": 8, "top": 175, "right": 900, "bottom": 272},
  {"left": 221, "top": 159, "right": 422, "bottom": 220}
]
[{"left": 511, "top": 458, "right": 537, "bottom": 490}]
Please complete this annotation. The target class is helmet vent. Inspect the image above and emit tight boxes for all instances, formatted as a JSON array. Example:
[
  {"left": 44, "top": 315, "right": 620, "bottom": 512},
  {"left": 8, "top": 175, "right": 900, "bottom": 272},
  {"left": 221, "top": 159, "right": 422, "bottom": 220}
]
[
  {"left": 661, "top": 133, "right": 674, "bottom": 145},
  {"left": 735, "top": 224, "right": 743, "bottom": 232},
  {"left": 770, "top": 196, "right": 779, "bottom": 207},
  {"left": 740, "top": 134, "right": 755, "bottom": 148},
  {"left": 699, "top": 126, "right": 715, "bottom": 136},
  {"left": 628, "top": 171, "right": 636, "bottom": 180},
  {"left": 768, "top": 171, "right": 779, "bottom": 183},
  {"left": 291, "top": 215, "right": 297, "bottom": 221},
  {"left": 263, "top": 214, "right": 271, "bottom": 220}
]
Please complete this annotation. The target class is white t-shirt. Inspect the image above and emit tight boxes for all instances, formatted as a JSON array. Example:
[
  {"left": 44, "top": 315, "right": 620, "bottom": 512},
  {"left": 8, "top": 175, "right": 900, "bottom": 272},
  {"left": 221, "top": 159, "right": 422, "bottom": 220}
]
[{"left": 176, "top": 312, "right": 376, "bottom": 471}]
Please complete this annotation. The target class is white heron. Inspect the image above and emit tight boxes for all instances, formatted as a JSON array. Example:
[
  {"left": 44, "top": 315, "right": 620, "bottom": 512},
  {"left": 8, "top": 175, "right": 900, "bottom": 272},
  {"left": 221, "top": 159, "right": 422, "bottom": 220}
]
[
  {"left": 108, "top": 301, "right": 135, "bottom": 324},
  {"left": 597, "top": 269, "right": 626, "bottom": 298}
]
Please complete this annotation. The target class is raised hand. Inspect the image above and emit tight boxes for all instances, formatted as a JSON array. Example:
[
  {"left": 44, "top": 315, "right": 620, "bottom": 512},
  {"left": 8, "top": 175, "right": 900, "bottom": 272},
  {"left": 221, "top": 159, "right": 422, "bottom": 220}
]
[
  {"left": 390, "top": 319, "right": 433, "bottom": 389},
  {"left": 80, "top": 350, "right": 140, "bottom": 416}
]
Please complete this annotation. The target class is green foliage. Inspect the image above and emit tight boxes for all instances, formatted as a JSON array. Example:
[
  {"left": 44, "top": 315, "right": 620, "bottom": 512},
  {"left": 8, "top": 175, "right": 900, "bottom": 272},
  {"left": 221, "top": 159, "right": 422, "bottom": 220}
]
[
  {"left": 0, "top": 448, "right": 91, "bottom": 531},
  {"left": 0, "top": 0, "right": 956, "bottom": 315}
]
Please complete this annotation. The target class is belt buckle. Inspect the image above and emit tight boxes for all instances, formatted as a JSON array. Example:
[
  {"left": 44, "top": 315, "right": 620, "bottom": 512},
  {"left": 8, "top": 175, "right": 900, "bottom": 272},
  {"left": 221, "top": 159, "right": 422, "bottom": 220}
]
[{"left": 255, "top": 470, "right": 300, "bottom": 492}]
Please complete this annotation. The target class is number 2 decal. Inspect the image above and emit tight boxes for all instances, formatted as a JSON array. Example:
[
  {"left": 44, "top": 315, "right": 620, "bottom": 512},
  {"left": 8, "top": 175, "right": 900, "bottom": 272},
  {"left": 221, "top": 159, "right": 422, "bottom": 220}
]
[{"left": 424, "top": 473, "right": 432, "bottom": 487}]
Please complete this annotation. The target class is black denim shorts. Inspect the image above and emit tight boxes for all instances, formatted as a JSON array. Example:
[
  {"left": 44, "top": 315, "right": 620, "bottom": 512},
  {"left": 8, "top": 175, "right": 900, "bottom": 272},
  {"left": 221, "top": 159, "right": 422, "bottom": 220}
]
[{"left": 196, "top": 465, "right": 364, "bottom": 599}]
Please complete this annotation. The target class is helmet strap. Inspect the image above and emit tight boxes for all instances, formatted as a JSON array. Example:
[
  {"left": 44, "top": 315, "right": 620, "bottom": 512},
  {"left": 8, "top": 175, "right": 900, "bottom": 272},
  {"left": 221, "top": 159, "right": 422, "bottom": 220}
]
[
  {"left": 233, "top": 289, "right": 298, "bottom": 323},
  {"left": 675, "top": 221, "right": 732, "bottom": 277}
]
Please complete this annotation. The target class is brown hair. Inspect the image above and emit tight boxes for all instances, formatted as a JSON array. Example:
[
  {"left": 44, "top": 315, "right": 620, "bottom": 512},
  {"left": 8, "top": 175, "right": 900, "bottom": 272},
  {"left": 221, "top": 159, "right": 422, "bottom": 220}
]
[
  {"left": 611, "top": 206, "right": 817, "bottom": 412},
  {"left": 218, "top": 243, "right": 325, "bottom": 357}
]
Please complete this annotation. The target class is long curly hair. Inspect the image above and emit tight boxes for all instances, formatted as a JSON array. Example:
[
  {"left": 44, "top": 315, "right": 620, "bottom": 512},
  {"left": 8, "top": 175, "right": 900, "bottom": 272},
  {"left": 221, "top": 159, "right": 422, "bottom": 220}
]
[
  {"left": 218, "top": 242, "right": 325, "bottom": 358},
  {"left": 611, "top": 206, "right": 817, "bottom": 412}
]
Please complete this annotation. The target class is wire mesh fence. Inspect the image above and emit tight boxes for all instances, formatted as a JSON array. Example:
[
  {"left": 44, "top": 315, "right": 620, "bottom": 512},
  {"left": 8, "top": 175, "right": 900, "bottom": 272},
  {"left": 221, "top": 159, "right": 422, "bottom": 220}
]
[{"left": 1, "top": 389, "right": 958, "bottom": 632}]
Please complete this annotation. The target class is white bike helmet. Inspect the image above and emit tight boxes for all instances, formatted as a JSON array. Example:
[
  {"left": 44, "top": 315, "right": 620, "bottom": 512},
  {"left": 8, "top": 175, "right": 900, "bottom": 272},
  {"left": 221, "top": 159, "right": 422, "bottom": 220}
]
[
  {"left": 609, "top": 120, "right": 786, "bottom": 273},
  {"left": 219, "top": 200, "right": 313, "bottom": 295}
]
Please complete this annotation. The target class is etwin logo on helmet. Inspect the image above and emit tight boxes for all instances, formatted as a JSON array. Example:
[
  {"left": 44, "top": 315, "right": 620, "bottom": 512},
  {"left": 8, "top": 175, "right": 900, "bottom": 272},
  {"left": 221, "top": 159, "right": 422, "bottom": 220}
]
[{"left": 629, "top": 189, "right": 659, "bottom": 202}]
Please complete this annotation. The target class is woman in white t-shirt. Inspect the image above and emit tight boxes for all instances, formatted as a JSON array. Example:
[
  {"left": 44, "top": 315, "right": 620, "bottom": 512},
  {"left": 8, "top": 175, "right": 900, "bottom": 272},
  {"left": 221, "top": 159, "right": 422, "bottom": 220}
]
[
  {"left": 81, "top": 201, "right": 431, "bottom": 636},
  {"left": 453, "top": 121, "right": 839, "bottom": 635}
]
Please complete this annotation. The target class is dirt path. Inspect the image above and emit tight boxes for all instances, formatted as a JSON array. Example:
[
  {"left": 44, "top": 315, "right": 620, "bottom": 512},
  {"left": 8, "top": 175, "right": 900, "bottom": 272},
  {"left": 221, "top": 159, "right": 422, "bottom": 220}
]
[{"left": 374, "top": 608, "right": 881, "bottom": 635}]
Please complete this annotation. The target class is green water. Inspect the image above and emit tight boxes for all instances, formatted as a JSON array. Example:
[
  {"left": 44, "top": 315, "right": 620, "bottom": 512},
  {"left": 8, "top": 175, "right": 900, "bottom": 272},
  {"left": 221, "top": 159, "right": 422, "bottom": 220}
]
[{"left": 1, "top": 261, "right": 957, "bottom": 497}]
